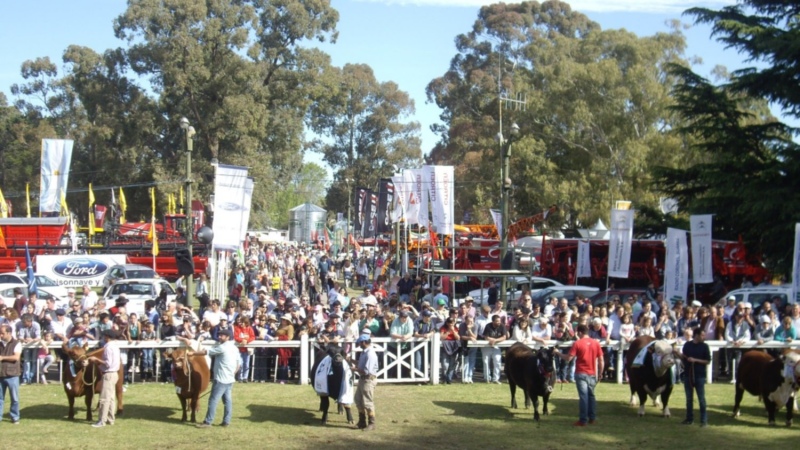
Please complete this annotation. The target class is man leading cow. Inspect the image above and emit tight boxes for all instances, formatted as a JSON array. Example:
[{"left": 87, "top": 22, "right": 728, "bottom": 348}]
[
  {"left": 675, "top": 327, "right": 710, "bottom": 427},
  {"left": 86, "top": 329, "right": 121, "bottom": 428},
  {"left": 195, "top": 327, "right": 239, "bottom": 428},
  {"left": 554, "top": 324, "right": 604, "bottom": 427}
]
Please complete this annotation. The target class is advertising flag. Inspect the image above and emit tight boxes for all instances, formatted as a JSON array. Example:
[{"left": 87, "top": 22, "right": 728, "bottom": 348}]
[
  {"left": 0, "top": 188, "right": 7, "bottom": 218},
  {"left": 429, "top": 166, "right": 454, "bottom": 235},
  {"left": 40, "top": 139, "right": 74, "bottom": 214},
  {"left": 607, "top": 208, "right": 634, "bottom": 278},
  {"left": 490, "top": 209, "right": 502, "bottom": 240},
  {"left": 119, "top": 187, "right": 127, "bottom": 224},
  {"left": 690, "top": 215, "right": 713, "bottom": 284},
  {"left": 377, "top": 178, "right": 394, "bottom": 234},
  {"left": 212, "top": 164, "right": 250, "bottom": 251},
  {"left": 664, "top": 227, "right": 689, "bottom": 304},
  {"left": 88, "top": 183, "right": 96, "bottom": 236},
  {"left": 576, "top": 240, "right": 592, "bottom": 279},
  {"left": 793, "top": 224, "right": 800, "bottom": 303},
  {"left": 414, "top": 169, "right": 429, "bottom": 228},
  {"left": 404, "top": 170, "right": 421, "bottom": 225},
  {"left": 354, "top": 187, "right": 368, "bottom": 237},
  {"left": 391, "top": 174, "right": 405, "bottom": 223},
  {"left": 25, "top": 243, "right": 37, "bottom": 293}
]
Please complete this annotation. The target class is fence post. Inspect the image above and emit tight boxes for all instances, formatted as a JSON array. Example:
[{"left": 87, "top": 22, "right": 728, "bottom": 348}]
[
  {"left": 300, "top": 334, "right": 309, "bottom": 385},
  {"left": 431, "top": 333, "right": 441, "bottom": 385},
  {"left": 616, "top": 341, "right": 624, "bottom": 384}
]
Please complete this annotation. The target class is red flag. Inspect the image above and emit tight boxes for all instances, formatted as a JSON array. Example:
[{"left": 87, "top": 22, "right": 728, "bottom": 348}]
[{"left": 324, "top": 228, "right": 331, "bottom": 252}]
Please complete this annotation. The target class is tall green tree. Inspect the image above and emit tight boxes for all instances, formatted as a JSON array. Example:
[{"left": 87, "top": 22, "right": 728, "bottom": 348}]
[
  {"left": 654, "top": 1, "right": 800, "bottom": 274},
  {"left": 309, "top": 63, "right": 422, "bottom": 214},
  {"left": 427, "top": 1, "right": 688, "bottom": 228}
]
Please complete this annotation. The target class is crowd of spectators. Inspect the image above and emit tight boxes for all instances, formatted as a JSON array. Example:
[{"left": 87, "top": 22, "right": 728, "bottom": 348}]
[{"left": 3, "top": 238, "right": 799, "bottom": 387}]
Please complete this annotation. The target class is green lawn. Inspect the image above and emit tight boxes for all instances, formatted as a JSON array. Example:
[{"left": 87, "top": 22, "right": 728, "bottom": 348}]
[{"left": 2, "top": 381, "right": 796, "bottom": 449}]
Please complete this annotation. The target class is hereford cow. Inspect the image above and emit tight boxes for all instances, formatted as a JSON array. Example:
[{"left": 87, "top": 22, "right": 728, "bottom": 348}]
[
  {"left": 505, "top": 343, "right": 556, "bottom": 421},
  {"left": 61, "top": 343, "right": 125, "bottom": 421},
  {"left": 163, "top": 347, "right": 211, "bottom": 422},
  {"left": 626, "top": 336, "right": 676, "bottom": 417},
  {"left": 310, "top": 345, "right": 354, "bottom": 425},
  {"left": 733, "top": 350, "right": 800, "bottom": 426}
]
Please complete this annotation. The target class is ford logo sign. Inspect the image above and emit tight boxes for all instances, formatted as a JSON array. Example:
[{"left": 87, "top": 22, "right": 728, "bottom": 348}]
[
  {"left": 53, "top": 259, "right": 110, "bottom": 278},
  {"left": 219, "top": 202, "right": 243, "bottom": 211}
]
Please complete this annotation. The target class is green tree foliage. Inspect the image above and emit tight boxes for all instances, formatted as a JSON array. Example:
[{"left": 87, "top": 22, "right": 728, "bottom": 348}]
[
  {"left": 427, "top": 1, "right": 688, "bottom": 229},
  {"left": 654, "top": 1, "right": 800, "bottom": 274},
  {"left": 309, "top": 63, "right": 422, "bottom": 214},
  {"left": 253, "top": 162, "right": 329, "bottom": 229}
]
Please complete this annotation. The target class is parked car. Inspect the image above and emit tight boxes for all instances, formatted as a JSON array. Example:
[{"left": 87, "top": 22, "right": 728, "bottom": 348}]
[
  {"left": 723, "top": 285, "right": 794, "bottom": 312},
  {"left": 0, "top": 282, "right": 69, "bottom": 312},
  {"left": 590, "top": 288, "right": 647, "bottom": 306},
  {"left": 102, "top": 278, "right": 176, "bottom": 315},
  {"left": 0, "top": 272, "right": 70, "bottom": 303},
  {"left": 530, "top": 285, "right": 600, "bottom": 307},
  {"left": 102, "top": 264, "right": 158, "bottom": 289},
  {"left": 466, "top": 276, "right": 564, "bottom": 307}
]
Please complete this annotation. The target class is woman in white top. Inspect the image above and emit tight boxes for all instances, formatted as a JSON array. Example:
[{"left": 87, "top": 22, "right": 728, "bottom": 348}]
[
  {"left": 530, "top": 316, "right": 552, "bottom": 347},
  {"left": 512, "top": 318, "right": 533, "bottom": 344}
]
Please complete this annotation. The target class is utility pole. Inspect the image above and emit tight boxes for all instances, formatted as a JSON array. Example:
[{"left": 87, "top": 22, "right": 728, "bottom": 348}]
[
  {"left": 180, "top": 117, "right": 196, "bottom": 307},
  {"left": 346, "top": 178, "right": 353, "bottom": 258}
]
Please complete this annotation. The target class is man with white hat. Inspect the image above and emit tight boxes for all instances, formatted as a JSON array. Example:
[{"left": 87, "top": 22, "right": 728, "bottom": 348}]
[
  {"left": 723, "top": 296, "right": 737, "bottom": 321},
  {"left": 351, "top": 333, "right": 378, "bottom": 431}
]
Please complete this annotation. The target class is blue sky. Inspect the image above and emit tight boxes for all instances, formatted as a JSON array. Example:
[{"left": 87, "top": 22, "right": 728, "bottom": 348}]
[{"left": 0, "top": 0, "right": 742, "bottom": 174}]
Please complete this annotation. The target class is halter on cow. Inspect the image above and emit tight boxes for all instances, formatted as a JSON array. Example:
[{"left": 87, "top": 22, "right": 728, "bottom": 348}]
[
  {"left": 61, "top": 343, "right": 125, "bottom": 421},
  {"left": 505, "top": 343, "right": 556, "bottom": 421}
]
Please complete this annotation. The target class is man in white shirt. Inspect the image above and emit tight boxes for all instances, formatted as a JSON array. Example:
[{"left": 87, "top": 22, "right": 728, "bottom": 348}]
[
  {"left": 544, "top": 296, "right": 558, "bottom": 318},
  {"left": 530, "top": 316, "right": 552, "bottom": 346},
  {"left": 50, "top": 309, "right": 73, "bottom": 342},
  {"left": 81, "top": 285, "right": 99, "bottom": 312},
  {"left": 88, "top": 330, "right": 121, "bottom": 427},
  {"left": 202, "top": 300, "right": 225, "bottom": 327}
]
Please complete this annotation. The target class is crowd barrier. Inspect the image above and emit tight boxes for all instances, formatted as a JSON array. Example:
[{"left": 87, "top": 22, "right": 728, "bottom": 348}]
[{"left": 22, "top": 337, "right": 800, "bottom": 386}]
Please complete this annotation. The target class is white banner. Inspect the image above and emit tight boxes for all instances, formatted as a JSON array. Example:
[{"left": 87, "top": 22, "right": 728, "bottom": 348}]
[
  {"left": 37, "top": 254, "right": 128, "bottom": 287},
  {"left": 608, "top": 209, "right": 634, "bottom": 278},
  {"left": 40, "top": 139, "right": 74, "bottom": 214},
  {"left": 576, "top": 240, "right": 592, "bottom": 279},
  {"left": 793, "top": 224, "right": 800, "bottom": 304},
  {"left": 404, "top": 170, "right": 420, "bottom": 225},
  {"left": 664, "top": 228, "right": 689, "bottom": 304},
  {"left": 213, "top": 164, "right": 249, "bottom": 251},
  {"left": 415, "top": 168, "right": 429, "bottom": 228},
  {"left": 238, "top": 177, "right": 254, "bottom": 245},
  {"left": 390, "top": 174, "right": 405, "bottom": 223},
  {"left": 690, "top": 214, "right": 713, "bottom": 284},
  {"left": 490, "top": 208, "right": 502, "bottom": 241},
  {"left": 428, "top": 165, "right": 454, "bottom": 235}
]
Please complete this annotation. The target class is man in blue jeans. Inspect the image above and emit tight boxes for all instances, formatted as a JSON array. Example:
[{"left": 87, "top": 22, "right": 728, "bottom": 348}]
[
  {"left": 554, "top": 324, "right": 603, "bottom": 426},
  {"left": 194, "top": 328, "right": 240, "bottom": 428},
  {"left": 0, "top": 324, "right": 22, "bottom": 424},
  {"left": 676, "top": 327, "right": 710, "bottom": 427}
]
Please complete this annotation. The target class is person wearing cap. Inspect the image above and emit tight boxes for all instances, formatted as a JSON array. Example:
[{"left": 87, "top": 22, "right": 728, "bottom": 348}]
[
  {"left": 754, "top": 314, "right": 776, "bottom": 345},
  {"left": 724, "top": 311, "right": 751, "bottom": 381},
  {"left": 723, "top": 296, "right": 737, "bottom": 321},
  {"left": 351, "top": 333, "right": 378, "bottom": 430},
  {"left": 530, "top": 316, "right": 553, "bottom": 347},
  {"left": 87, "top": 329, "right": 121, "bottom": 428},
  {"left": 194, "top": 327, "right": 240, "bottom": 428}
]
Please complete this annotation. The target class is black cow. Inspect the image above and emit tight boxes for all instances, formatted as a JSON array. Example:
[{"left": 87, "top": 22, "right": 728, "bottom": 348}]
[
  {"left": 734, "top": 350, "right": 800, "bottom": 426},
  {"left": 310, "top": 345, "right": 354, "bottom": 425},
  {"left": 626, "top": 336, "right": 677, "bottom": 417},
  {"left": 505, "top": 342, "right": 556, "bottom": 421}
]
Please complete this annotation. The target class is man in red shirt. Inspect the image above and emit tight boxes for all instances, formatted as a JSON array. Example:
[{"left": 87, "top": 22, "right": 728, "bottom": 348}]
[{"left": 555, "top": 324, "right": 604, "bottom": 426}]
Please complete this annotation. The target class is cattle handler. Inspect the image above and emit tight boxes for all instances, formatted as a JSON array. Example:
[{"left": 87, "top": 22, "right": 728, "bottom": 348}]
[
  {"left": 87, "top": 329, "right": 121, "bottom": 428},
  {"left": 675, "top": 327, "right": 710, "bottom": 427},
  {"left": 351, "top": 333, "right": 378, "bottom": 430},
  {"left": 194, "top": 328, "right": 240, "bottom": 428}
]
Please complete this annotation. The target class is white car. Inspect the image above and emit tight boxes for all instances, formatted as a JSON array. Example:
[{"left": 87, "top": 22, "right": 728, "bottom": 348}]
[
  {"left": 724, "top": 285, "right": 795, "bottom": 311},
  {"left": 465, "top": 276, "right": 564, "bottom": 307},
  {"left": 0, "top": 272, "right": 70, "bottom": 303},
  {"left": 530, "top": 285, "right": 601, "bottom": 307},
  {"left": 0, "top": 282, "right": 69, "bottom": 313},
  {"left": 103, "top": 278, "right": 176, "bottom": 316}
]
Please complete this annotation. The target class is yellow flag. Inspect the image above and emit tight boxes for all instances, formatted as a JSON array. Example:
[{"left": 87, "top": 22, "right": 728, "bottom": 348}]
[
  {"left": 150, "top": 187, "right": 156, "bottom": 218},
  {"left": 88, "top": 183, "right": 96, "bottom": 236},
  {"left": 60, "top": 189, "right": 69, "bottom": 217},
  {"left": 179, "top": 186, "right": 184, "bottom": 215},
  {"left": 26, "top": 183, "right": 31, "bottom": 218},
  {"left": 119, "top": 187, "right": 127, "bottom": 224},
  {"left": 0, "top": 188, "right": 7, "bottom": 218},
  {"left": 148, "top": 187, "right": 159, "bottom": 256}
]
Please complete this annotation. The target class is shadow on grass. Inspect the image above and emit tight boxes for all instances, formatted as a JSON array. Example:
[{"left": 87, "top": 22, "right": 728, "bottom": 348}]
[
  {"left": 433, "top": 401, "right": 515, "bottom": 421},
  {"left": 123, "top": 404, "right": 183, "bottom": 424},
  {"left": 20, "top": 403, "right": 75, "bottom": 421},
  {"left": 245, "top": 404, "right": 317, "bottom": 425}
]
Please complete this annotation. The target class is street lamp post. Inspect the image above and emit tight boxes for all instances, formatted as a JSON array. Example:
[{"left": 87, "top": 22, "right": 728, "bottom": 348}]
[
  {"left": 180, "top": 117, "right": 196, "bottom": 307},
  {"left": 345, "top": 178, "right": 353, "bottom": 258},
  {"left": 499, "top": 122, "right": 520, "bottom": 304}
]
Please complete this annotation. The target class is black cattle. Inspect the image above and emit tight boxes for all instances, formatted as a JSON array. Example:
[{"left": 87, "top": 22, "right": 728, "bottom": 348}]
[
  {"left": 734, "top": 350, "right": 800, "bottom": 426},
  {"left": 626, "top": 336, "right": 677, "bottom": 417},
  {"left": 310, "top": 345, "right": 354, "bottom": 425},
  {"left": 505, "top": 342, "right": 556, "bottom": 421}
]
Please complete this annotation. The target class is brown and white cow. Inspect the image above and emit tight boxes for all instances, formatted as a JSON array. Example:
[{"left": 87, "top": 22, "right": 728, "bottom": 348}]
[
  {"left": 733, "top": 349, "right": 800, "bottom": 426},
  {"left": 626, "top": 336, "right": 677, "bottom": 417},
  {"left": 163, "top": 347, "right": 211, "bottom": 422}
]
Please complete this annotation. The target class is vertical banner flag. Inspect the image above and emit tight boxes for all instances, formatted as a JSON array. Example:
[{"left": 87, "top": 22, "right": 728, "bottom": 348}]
[
  {"left": 490, "top": 209, "right": 503, "bottom": 240},
  {"left": 664, "top": 228, "right": 689, "bottom": 304},
  {"left": 404, "top": 170, "right": 421, "bottom": 225},
  {"left": 429, "top": 166, "right": 454, "bottom": 235},
  {"left": 608, "top": 208, "right": 634, "bottom": 278},
  {"left": 180, "top": 186, "right": 185, "bottom": 215},
  {"left": 26, "top": 183, "right": 31, "bottom": 218},
  {"left": 119, "top": 187, "right": 127, "bottom": 224},
  {"left": 212, "top": 164, "right": 249, "bottom": 251},
  {"left": 792, "top": 224, "right": 800, "bottom": 303},
  {"left": 576, "top": 240, "right": 592, "bottom": 278},
  {"left": 25, "top": 242, "right": 37, "bottom": 293},
  {"left": 390, "top": 174, "right": 405, "bottom": 223},
  {"left": 363, "top": 190, "right": 378, "bottom": 239},
  {"left": 0, "top": 188, "right": 7, "bottom": 218},
  {"left": 414, "top": 169, "right": 429, "bottom": 228},
  {"left": 238, "top": 177, "right": 254, "bottom": 244},
  {"left": 689, "top": 214, "right": 713, "bottom": 284},
  {"left": 88, "top": 183, "right": 96, "bottom": 236},
  {"left": 355, "top": 187, "right": 368, "bottom": 237},
  {"left": 40, "top": 139, "right": 74, "bottom": 214},
  {"left": 377, "top": 178, "right": 394, "bottom": 233},
  {"left": 148, "top": 187, "right": 159, "bottom": 256}
]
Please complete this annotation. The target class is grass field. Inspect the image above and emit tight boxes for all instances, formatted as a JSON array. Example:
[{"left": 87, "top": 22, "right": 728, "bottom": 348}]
[{"left": 2, "top": 380, "right": 797, "bottom": 449}]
